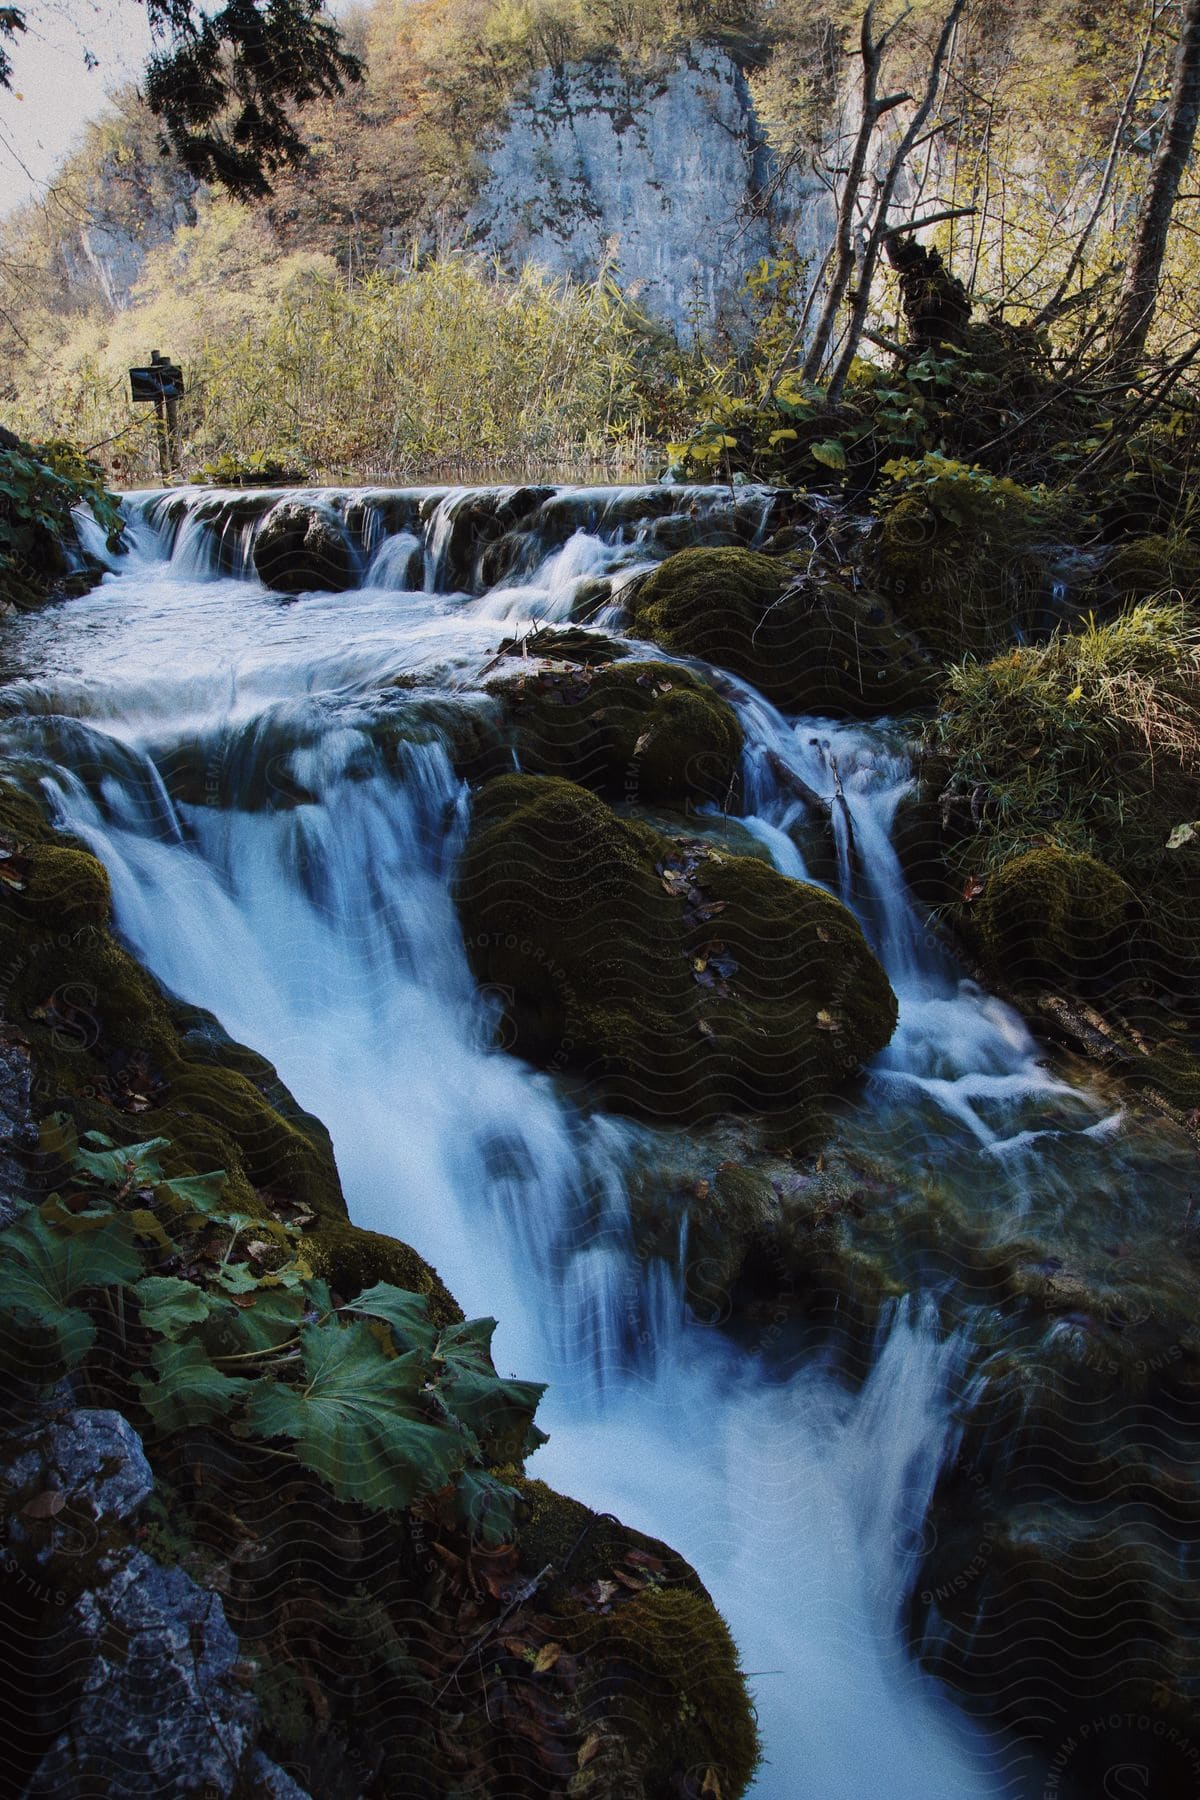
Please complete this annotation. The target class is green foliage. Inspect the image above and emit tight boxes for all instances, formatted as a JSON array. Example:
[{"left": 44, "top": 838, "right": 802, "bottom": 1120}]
[
  {"left": 0, "top": 1112, "right": 545, "bottom": 1542},
  {"left": 196, "top": 449, "right": 309, "bottom": 487},
  {"left": 0, "top": 1204, "right": 141, "bottom": 1372},
  {"left": 139, "top": 1, "right": 363, "bottom": 200},
  {"left": 0, "top": 438, "right": 124, "bottom": 605},
  {"left": 933, "top": 599, "right": 1200, "bottom": 1003},
  {"left": 875, "top": 451, "right": 1067, "bottom": 533},
  {"left": 239, "top": 1321, "right": 471, "bottom": 1510},
  {"left": 12, "top": 240, "right": 667, "bottom": 483}
]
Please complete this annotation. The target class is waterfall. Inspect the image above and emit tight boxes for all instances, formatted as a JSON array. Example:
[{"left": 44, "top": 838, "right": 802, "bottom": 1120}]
[{"left": 7, "top": 480, "right": 1138, "bottom": 1798}]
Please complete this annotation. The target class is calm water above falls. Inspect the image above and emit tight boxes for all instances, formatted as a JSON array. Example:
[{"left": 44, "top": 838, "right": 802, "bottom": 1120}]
[{"left": 5, "top": 487, "right": 1196, "bottom": 1799}]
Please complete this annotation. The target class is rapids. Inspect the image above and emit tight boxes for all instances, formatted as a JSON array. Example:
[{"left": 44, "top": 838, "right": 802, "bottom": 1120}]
[{"left": 3, "top": 483, "right": 1192, "bottom": 1798}]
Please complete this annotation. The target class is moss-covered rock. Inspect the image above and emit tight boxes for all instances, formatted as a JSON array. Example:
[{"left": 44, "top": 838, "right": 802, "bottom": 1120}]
[
  {"left": 456, "top": 772, "right": 897, "bottom": 1129},
  {"left": 0, "top": 782, "right": 408, "bottom": 1255},
  {"left": 252, "top": 500, "right": 354, "bottom": 593},
  {"left": 627, "top": 547, "right": 933, "bottom": 715},
  {"left": 301, "top": 1217, "right": 460, "bottom": 1326},
  {"left": 974, "top": 847, "right": 1132, "bottom": 988},
  {"left": 577, "top": 1586, "right": 760, "bottom": 1797},
  {"left": 872, "top": 483, "right": 1053, "bottom": 657},
  {"left": 494, "top": 658, "right": 744, "bottom": 806}
]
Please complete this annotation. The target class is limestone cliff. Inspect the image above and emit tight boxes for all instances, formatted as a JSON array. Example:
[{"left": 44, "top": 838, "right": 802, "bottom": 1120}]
[{"left": 464, "top": 43, "right": 827, "bottom": 337}]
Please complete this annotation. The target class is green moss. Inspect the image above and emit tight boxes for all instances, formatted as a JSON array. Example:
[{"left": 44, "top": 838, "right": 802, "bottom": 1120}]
[
  {"left": 506, "top": 1474, "right": 698, "bottom": 1593},
  {"left": 579, "top": 1586, "right": 760, "bottom": 1796},
  {"left": 975, "top": 848, "right": 1132, "bottom": 988},
  {"left": 873, "top": 485, "right": 1048, "bottom": 657},
  {"left": 496, "top": 658, "right": 743, "bottom": 805},
  {"left": 22, "top": 843, "right": 113, "bottom": 929},
  {"left": 628, "top": 548, "right": 932, "bottom": 715},
  {"left": 456, "top": 772, "right": 896, "bottom": 1130},
  {"left": 302, "top": 1218, "right": 461, "bottom": 1326}
]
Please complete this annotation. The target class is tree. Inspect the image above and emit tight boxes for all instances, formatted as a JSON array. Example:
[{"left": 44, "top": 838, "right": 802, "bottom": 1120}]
[
  {"left": 800, "top": 0, "right": 968, "bottom": 397},
  {"left": 1109, "top": 0, "right": 1200, "bottom": 371},
  {"left": 0, "top": 0, "right": 362, "bottom": 200}
]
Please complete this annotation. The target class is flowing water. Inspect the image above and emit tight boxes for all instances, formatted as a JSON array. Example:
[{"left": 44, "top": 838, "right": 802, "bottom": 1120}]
[{"left": 4, "top": 485, "right": 1195, "bottom": 1798}]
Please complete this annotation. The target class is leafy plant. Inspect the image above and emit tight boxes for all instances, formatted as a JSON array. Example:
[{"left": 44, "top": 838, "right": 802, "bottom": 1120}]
[
  {"left": 0, "top": 437, "right": 124, "bottom": 603},
  {"left": 0, "top": 1114, "right": 545, "bottom": 1543}
]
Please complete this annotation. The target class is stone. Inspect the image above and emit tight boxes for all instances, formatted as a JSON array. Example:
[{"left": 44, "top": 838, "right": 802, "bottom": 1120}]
[
  {"left": 0, "top": 1035, "right": 35, "bottom": 1224},
  {"left": 252, "top": 501, "right": 355, "bottom": 593},
  {"left": 26, "top": 1552, "right": 258, "bottom": 1797},
  {"left": 456, "top": 772, "right": 897, "bottom": 1129}
]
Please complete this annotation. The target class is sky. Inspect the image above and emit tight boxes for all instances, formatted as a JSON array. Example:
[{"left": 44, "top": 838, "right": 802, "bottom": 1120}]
[
  {"left": 0, "top": 1, "right": 154, "bottom": 218},
  {"left": 0, "top": 0, "right": 364, "bottom": 220}
]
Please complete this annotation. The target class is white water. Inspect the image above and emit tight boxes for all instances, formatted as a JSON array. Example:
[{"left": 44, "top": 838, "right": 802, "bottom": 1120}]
[{"left": 0, "top": 486, "right": 1118, "bottom": 1798}]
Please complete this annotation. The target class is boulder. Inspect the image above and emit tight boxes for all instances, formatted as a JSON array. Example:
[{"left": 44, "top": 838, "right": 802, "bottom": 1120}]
[
  {"left": 973, "top": 847, "right": 1132, "bottom": 988},
  {"left": 628, "top": 547, "right": 932, "bottom": 714},
  {"left": 456, "top": 773, "right": 897, "bottom": 1128},
  {"left": 252, "top": 501, "right": 354, "bottom": 593},
  {"left": 495, "top": 658, "right": 744, "bottom": 806}
]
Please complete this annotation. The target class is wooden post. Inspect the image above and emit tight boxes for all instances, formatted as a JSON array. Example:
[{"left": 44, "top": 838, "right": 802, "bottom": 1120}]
[
  {"left": 130, "top": 351, "right": 185, "bottom": 483},
  {"left": 151, "top": 351, "right": 170, "bottom": 479}
]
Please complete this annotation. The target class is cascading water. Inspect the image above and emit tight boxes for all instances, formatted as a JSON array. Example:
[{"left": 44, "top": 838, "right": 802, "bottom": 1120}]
[{"left": 7, "top": 482, "right": 1180, "bottom": 1798}]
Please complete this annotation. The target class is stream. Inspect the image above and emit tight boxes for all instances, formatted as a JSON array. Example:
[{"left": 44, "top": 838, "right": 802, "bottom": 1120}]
[{"left": 4, "top": 483, "right": 1197, "bottom": 1799}]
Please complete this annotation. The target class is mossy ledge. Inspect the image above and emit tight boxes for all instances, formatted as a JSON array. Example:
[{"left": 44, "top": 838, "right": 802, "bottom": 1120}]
[
  {"left": 455, "top": 770, "right": 897, "bottom": 1132},
  {"left": 627, "top": 545, "right": 933, "bottom": 716},
  {"left": 0, "top": 780, "right": 759, "bottom": 1796}
]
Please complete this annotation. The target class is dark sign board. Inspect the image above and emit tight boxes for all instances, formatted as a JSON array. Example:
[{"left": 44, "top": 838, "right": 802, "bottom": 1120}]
[{"left": 130, "top": 362, "right": 184, "bottom": 403}]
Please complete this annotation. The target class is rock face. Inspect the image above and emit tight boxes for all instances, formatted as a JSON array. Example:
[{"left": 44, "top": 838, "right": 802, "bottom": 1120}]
[
  {"left": 0, "top": 1036, "right": 34, "bottom": 1225},
  {"left": 3, "top": 1405, "right": 307, "bottom": 1799},
  {"left": 466, "top": 44, "right": 828, "bottom": 338}
]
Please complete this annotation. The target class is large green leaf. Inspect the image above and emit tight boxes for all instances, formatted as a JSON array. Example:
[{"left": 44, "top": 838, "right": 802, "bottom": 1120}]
[
  {"left": 134, "top": 1275, "right": 214, "bottom": 1340},
  {"left": 136, "top": 1338, "right": 252, "bottom": 1433},
  {"left": 810, "top": 437, "right": 847, "bottom": 471},
  {"left": 240, "top": 1320, "right": 473, "bottom": 1511},
  {"left": 455, "top": 1469, "right": 521, "bottom": 1548},
  {"left": 155, "top": 1170, "right": 228, "bottom": 1215},
  {"left": 434, "top": 1317, "right": 548, "bottom": 1462},
  {"left": 73, "top": 1130, "right": 171, "bottom": 1188},
  {"left": 0, "top": 1208, "right": 142, "bottom": 1370},
  {"left": 200, "top": 1287, "right": 307, "bottom": 1358},
  {"left": 345, "top": 1282, "right": 438, "bottom": 1353}
]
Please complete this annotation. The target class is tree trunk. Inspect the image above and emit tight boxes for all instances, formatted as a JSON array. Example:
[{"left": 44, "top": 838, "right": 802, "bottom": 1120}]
[{"left": 1109, "top": 0, "right": 1200, "bottom": 371}]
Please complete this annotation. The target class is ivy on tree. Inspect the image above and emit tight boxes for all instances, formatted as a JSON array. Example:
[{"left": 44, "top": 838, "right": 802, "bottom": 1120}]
[{"left": 0, "top": 0, "right": 362, "bottom": 199}]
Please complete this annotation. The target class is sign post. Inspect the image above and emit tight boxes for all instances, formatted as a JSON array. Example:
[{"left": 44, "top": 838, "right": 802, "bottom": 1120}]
[{"left": 129, "top": 351, "right": 185, "bottom": 480}]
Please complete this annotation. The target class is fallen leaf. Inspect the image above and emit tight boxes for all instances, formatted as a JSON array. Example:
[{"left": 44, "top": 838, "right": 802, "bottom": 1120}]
[
  {"left": 22, "top": 1491, "right": 65, "bottom": 1520},
  {"left": 594, "top": 1579, "right": 618, "bottom": 1605},
  {"left": 702, "top": 1771, "right": 724, "bottom": 1798},
  {"left": 815, "top": 1009, "right": 838, "bottom": 1031},
  {"left": 533, "top": 1642, "right": 561, "bottom": 1673},
  {"left": 578, "top": 1733, "right": 603, "bottom": 1768},
  {"left": 624, "top": 1548, "right": 665, "bottom": 1572},
  {"left": 962, "top": 874, "right": 987, "bottom": 903}
]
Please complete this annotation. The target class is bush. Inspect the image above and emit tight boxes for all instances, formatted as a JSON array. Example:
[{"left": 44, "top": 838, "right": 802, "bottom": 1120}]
[
  {"left": 871, "top": 452, "right": 1078, "bottom": 656},
  {"left": 0, "top": 438, "right": 123, "bottom": 606},
  {"left": 933, "top": 600, "right": 1200, "bottom": 1005}
]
